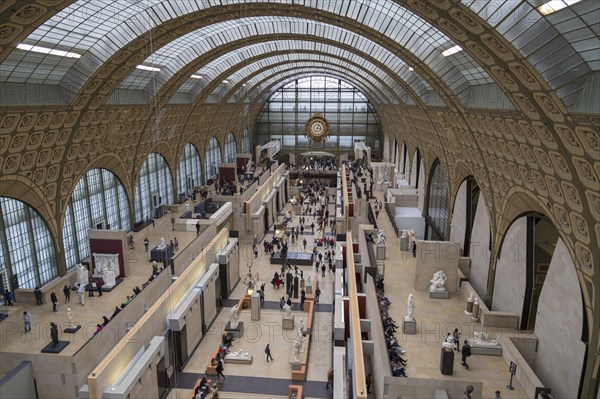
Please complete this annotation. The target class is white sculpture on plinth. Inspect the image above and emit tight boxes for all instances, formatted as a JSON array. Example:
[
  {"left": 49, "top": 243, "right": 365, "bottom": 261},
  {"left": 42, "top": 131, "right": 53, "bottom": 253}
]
[
  {"left": 158, "top": 237, "right": 166, "bottom": 249},
  {"left": 406, "top": 294, "right": 415, "bottom": 320},
  {"left": 429, "top": 271, "right": 448, "bottom": 292},
  {"left": 66, "top": 308, "right": 76, "bottom": 328},
  {"left": 229, "top": 305, "right": 239, "bottom": 329},
  {"left": 283, "top": 304, "right": 292, "bottom": 318},
  {"left": 92, "top": 253, "right": 119, "bottom": 288},
  {"left": 376, "top": 230, "right": 386, "bottom": 245},
  {"left": 442, "top": 334, "right": 455, "bottom": 350},
  {"left": 76, "top": 264, "right": 89, "bottom": 286},
  {"left": 472, "top": 331, "right": 501, "bottom": 347},
  {"left": 225, "top": 349, "right": 252, "bottom": 361}
]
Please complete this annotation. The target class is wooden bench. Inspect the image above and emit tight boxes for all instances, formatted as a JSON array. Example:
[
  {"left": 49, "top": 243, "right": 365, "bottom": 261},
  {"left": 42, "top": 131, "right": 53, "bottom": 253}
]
[
  {"left": 206, "top": 296, "right": 249, "bottom": 375},
  {"left": 288, "top": 384, "right": 303, "bottom": 398}
]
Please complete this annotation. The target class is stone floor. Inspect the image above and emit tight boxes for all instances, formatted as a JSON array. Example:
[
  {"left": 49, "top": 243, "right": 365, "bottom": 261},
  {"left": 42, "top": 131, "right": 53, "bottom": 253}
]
[{"left": 368, "top": 190, "right": 527, "bottom": 399}]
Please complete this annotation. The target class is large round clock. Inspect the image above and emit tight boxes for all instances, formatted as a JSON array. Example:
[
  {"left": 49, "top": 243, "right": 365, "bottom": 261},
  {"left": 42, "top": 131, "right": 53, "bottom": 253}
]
[{"left": 304, "top": 113, "right": 330, "bottom": 143}]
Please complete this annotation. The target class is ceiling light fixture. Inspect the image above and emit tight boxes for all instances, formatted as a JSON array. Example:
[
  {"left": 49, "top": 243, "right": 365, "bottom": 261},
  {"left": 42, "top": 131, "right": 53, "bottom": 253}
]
[
  {"left": 537, "top": 0, "right": 581, "bottom": 16},
  {"left": 222, "top": 80, "right": 229, "bottom": 83},
  {"left": 136, "top": 65, "right": 161, "bottom": 72},
  {"left": 191, "top": 74, "right": 203, "bottom": 79},
  {"left": 442, "top": 45, "right": 463, "bottom": 57},
  {"left": 17, "top": 43, "right": 81, "bottom": 59},
  {"left": 408, "top": 67, "right": 414, "bottom": 71}
]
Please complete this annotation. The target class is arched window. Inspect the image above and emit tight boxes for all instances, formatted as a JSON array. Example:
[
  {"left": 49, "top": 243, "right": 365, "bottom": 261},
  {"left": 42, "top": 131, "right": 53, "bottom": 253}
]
[
  {"left": 0, "top": 198, "right": 58, "bottom": 289},
  {"left": 255, "top": 76, "right": 382, "bottom": 155},
  {"left": 177, "top": 144, "right": 203, "bottom": 198},
  {"left": 241, "top": 128, "right": 250, "bottom": 153},
  {"left": 224, "top": 132, "right": 236, "bottom": 163},
  {"left": 63, "top": 168, "right": 130, "bottom": 269},
  {"left": 204, "top": 137, "right": 221, "bottom": 181},
  {"left": 134, "top": 153, "right": 174, "bottom": 222},
  {"left": 427, "top": 161, "right": 450, "bottom": 239}
]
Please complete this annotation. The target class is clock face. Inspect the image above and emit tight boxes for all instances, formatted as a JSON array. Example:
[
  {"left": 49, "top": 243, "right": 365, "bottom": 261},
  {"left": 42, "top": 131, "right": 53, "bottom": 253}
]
[
  {"left": 310, "top": 120, "right": 325, "bottom": 136},
  {"left": 304, "top": 114, "right": 330, "bottom": 142}
]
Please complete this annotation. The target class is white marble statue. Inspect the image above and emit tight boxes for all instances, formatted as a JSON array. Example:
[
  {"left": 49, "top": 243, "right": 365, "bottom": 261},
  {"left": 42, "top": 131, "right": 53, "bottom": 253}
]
[
  {"left": 468, "top": 291, "right": 474, "bottom": 302},
  {"left": 377, "top": 230, "right": 386, "bottom": 245},
  {"left": 307, "top": 275, "right": 312, "bottom": 286},
  {"left": 76, "top": 264, "right": 89, "bottom": 286},
  {"left": 401, "top": 230, "right": 408, "bottom": 239},
  {"left": 296, "top": 320, "right": 305, "bottom": 338},
  {"left": 442, "top": 334, "right": 455, "bottom": 350},
  {"left": 92, "top": 253, "right": 119, "bottom": 288},
  {"left": 225, "top": 349, "right": 251, "bottom": 361},
  {"left": 406, "top": 294, "right": 415, "bottom": 320},
  {"left": 158, "top": 237, "right": 166, "bottom": 249},
  {"left": 429, "top": 270, "right": 448, "bottom": 292},
  {"left": 229, "top": 305, "right": 239, "bottom": 329},
  {"left": 66, "top": 308, "right": 76, "bottom": 328},
  {"left": 472, "top": 331, "right": 501, "bottom": 347},
  {"left": 185, "top": 201, "right": 190, "bottom": 212},
  {"left": 283, "top": 303, "right": 292, "bottom": 318},
  {"left": 294, "top": 338, "right": 303, "bottom": 362}
]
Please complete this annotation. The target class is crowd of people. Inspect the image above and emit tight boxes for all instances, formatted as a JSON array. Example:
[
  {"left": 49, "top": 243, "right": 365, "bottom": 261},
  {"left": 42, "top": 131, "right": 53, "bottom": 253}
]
[
  {"left": 376, "top": 277, "right": 408, "bottom": 377},
  {"left": 290, "top": 156, "right": 337, "bottom": 171}
]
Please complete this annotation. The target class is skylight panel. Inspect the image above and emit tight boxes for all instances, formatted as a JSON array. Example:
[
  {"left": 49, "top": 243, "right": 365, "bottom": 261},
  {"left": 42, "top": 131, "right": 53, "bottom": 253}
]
[
  {"left": 442, "top": 45, "right": 463, "bottom": 57},
  {"left": 537, "top": 0, "right": 582, "bottom": 16},
  {"left": 17, "top": 44, "right": 81, "bottom": 58}
]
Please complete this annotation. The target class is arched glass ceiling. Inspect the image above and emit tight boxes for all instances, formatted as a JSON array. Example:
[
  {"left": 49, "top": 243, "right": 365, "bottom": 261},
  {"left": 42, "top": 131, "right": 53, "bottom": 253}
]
[
  {"left": 117, "top": 17, "right": 440, "bottom": 101},
  {"left": 209, "top": 54, "right": 405, "bottom": 104},
  {"left": 2, "top": 1, "right": 491, "bottom": 102},
  {"left": 224, "top": 64, "right": 398, "bottom": 105},
  {"left": 462, "top": 0, "right": 599, "bottom": 108},
  {"left": 3, "top": 0, "right": 595, "bottom": 108},
  {"left": 169, "top": 41, "right": 429, "bottom": 101},
  {"left": 227, "top": 67, "right": 394, "bottom": 106}
]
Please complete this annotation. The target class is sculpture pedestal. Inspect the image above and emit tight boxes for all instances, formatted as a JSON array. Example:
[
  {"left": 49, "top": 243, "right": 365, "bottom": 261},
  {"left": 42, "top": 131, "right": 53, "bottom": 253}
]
[
  {"left": 400, "top": 235, "right": 409, "bottom": 251},
  {"left": 289, "top": 336, "right": 308, "bottom": 370},
  {"left": 428, "top": 288, "right": 449, "bottom": 299},
  {"left": 282, "top": 315, "right": 295, "bottom": 330},
  {"left": 440, "top": 348, "right": 454, "bottom": 375},
  {"left": 306, "top": 284, "right": 313, "bottom": 295},
  {"left": 471, "top": 344, "right": 502, "bottom": 356},
  {"left": 224, "top": 354, "right": 253, "bottom": 364},
  {"left": 41, "top": 341, "right": 70, "bottom": 353},
  {"left": 403, "top": 316, "right": 417, "bottom": 334},
  {"left": 225, "top": 321, "right": 244, "bottom": 338},
  {"left": 64, "top": 325, "right": 81, "bottom": 334},
  {"left": 465, "top": 300, "right": 474, "bottom": 314},
  {"left": 376, "top": 245, "right": 386, "bottom": 260},
  {"left": 251, "top": 293, "right": 260, "bottom": 321}
]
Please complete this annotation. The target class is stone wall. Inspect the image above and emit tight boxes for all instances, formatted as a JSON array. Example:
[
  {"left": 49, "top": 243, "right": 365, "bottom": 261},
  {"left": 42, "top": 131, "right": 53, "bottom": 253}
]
[
  {"left": 492, "top": 218, "right": 526, "bottom": 316},
  {"left": 534, "top": 238, "right": 585, "bottom": 399},
  {"left": 469, "top": 195, "right": 491, "bottom": 298}
]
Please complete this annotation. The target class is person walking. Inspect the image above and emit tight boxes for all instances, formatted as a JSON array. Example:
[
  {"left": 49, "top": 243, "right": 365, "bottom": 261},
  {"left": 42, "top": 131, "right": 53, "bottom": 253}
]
[
  {"left": 77, "top": 284, "right": 85, "bottom": 306},
  {"left": 34, "top": 287, "right": 43, "bottom": 305},
  {"left": 461, "top": 340, "right": 471, "bottom": 369},
  {"left": 453, "top": 328, "right": 461, "bottom": 351},
  {"left": 96, "top": 278, "right": 104, "bottom": 296},
  {"left": 144, "top": 237, "right": 149, "bottom": 252},
  {"left": 494, "top": 391, "right": 503, "bottom": 399},
  {"left": 88, "top": 278, "right": 95, "bottom": 297},
  {"left": 326, "top": 367, "right": 334, "bottom": 389},
  {"left": 62, "top": 284, "right": 71, "bottom": 303},
  {"left": 321, "top": 264, "right": 326, "bottom": 277},
  {"left": 303, "top": 238, "right": 307, "bottom": 251},
  {"left": 174, "top": 237, "right": 179, "bottom": 251},
  {"left": 300, "top": 289, "right": 306, "bottom": 310},
  {"left": 280, "top": 297, "right": 285, "bottom": 311},
  {"left": 196, "top": 221, "right": 201, "bottom": 236},
  {"left": 315, "top": 286, "right": 321, "bottom": 302},
  {"left": 4, "top": 289, "right": 14, "bottom": 306},
  {"left": 47, "top": 290, "right": 58, "bottom": 312},
  {"left": 366, "top": 373, "right": 372, "bottom": 394},
  {"left": 23, "top": 311, "right": 31, "bottom": 332},
  {"left": 215, "top": 358, "right": 226, "bottom": 380},
  {"left": 265, "top": 344, "right": 274, "bottom": 362},
  {"left": 253, "top": 244, "right": 259, "bottom": 258}
]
